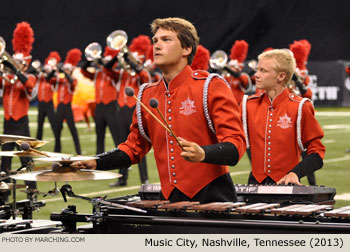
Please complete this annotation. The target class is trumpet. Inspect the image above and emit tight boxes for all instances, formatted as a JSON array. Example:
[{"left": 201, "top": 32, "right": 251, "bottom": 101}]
[
  {"left": 106, "top": 30, "right": 140, "bottom": 76},
  {"left": 0, "top": 36, "right": 22, "bottom": 84},
  {"left": 84, "top": 42, "right": 102, "bottom": 63}
]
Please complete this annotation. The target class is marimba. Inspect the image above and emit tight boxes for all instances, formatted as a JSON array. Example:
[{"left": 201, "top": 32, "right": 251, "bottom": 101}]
[{"left": 49, "top": 199, "right": 350, "bottom": 234}]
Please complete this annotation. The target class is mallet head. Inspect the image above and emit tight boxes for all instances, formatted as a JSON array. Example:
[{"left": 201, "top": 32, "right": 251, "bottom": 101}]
[
  {"left": 125, "top": 87, "right": 135, "bottom": 97},
  {"left": 149, "top": 98, "right": 159, "bottom": 108}
]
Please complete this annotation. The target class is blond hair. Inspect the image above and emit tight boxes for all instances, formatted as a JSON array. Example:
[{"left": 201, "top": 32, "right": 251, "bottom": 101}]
[
  {"left": 151, "top": 17, "right": 199, "bottom": 65},
  {"left": 258, "top": 49, "right": 296, "bottom": 85}
]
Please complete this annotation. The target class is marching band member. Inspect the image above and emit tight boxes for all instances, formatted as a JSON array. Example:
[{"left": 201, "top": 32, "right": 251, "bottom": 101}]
[
  {"left": 241, "top": 49, "right": 325, "bottom": 185},
  {"left": 35, "top": 51, "right": 61, "bottom": 140},
  {"left": 80, "top": 46, "right": 120, "bottom": 155},
  {"left": 104, "top": 35, "right": 152, "bottom": 187},
  {"left": 0, "top": 21, "right": 37, "bottom": 197},
  {"left": 225, "top": 40, "right": 252, "bottom": 105},
  {"left": 74, "top": 17, "right": 246, "bottom": 203},
  {"left": 49, "top": 48, "right": 82, "bottom": 155},
  {"left": 289, "top": 39, "right": 313, "bottom": 99}
]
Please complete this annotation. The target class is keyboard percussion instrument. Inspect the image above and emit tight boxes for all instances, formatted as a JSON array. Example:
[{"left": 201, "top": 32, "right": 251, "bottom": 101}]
[{"left": 0, "top": 133, "right": 349, "bottom": 234}]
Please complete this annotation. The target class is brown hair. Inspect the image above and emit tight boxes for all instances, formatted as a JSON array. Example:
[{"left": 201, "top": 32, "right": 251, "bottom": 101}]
[{"left": 151, "top": 17, "right": 199, "bottom": 65}]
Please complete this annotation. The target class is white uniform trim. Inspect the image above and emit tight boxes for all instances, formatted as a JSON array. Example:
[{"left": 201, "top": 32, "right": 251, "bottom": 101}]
[
  {"left": 203, "top": 73, "right": 231, "bottom": 135},
  {"left": 136, "top": 83, "right": 152, "bottom": 143},
  {"left": 297, "top": 97, "right": 311, "bottom": 152},
  {"left": 242, "top": 94, "right": 249, "bottom": 148}
]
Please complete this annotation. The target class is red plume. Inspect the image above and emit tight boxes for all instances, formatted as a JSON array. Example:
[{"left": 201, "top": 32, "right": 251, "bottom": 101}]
[
  {"left": 12, "top": 21, "right": 35, "bottom": 56},
  {"left": 230, "top": 40, "right": 249, "bottom": 63},
  {"left": 104, "top": 45, "right": 119, "bottom": 57},
  {"left": 65, "top": 48, "right": 82, "bottom": 66},
  {"left": 45, "top": 51, "right": 61, "bottom": 65},
  {"left": 289, "top": 41, "right": 308, "bottom": 70},
  {"left": 346, "top": 66, "right": 350, "bottom": 76},
  {"left": 191, "top": 45, "right": 210, "bottom": 71},
  {"left": 146, "top": 46, "right": 154, "bottom": 62},
  {"left": 299, "top": 39, "right": 311, "bottom": 58},
  {"left": 129, "top": 35, "right": 151, "bottom": 56},
  {"left": 263, "top": 47, "right": 274, "bottom": 52}
]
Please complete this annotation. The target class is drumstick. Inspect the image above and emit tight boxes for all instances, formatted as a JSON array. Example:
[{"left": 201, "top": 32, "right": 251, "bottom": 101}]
[
  {"left": 149, "top": 98, "right": 184, "bottom": 151},
  {"left": 20, "top": 142, "right": 50, "bottom": 157},
  {"left": 124, "top": 87, "right": 171, "bottom": 135}
]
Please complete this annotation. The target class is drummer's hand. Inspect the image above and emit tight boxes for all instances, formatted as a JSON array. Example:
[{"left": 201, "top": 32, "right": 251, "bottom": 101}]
[
  {"left": 277, "top": 172, "right": 301, "bottom": 185},
  {"left": 71, "top": 160, "right": 97, "bottom": 170},
  {"left": 178, "top": 137, "right": 205, "bottom": 163}
]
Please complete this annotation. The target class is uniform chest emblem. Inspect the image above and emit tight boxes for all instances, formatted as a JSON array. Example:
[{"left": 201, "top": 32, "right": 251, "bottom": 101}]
[
  {"left": 179, "top": 97, "right": 197, "bottom": 115},
  {"left": 277, "top": 113, "right": 292, "bottom": 129}
]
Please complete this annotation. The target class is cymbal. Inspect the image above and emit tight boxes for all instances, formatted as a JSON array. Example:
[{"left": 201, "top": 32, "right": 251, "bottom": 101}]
[
  {"left": 10, "top": 166, "right": 121, "bottom": 181},
  {"left": 0, "top": 150, "right": 72, "bottom": 158},
  {"left": 35, "top": 156, "right": 98, "bottom": 165},
  {"left": 16, "top": 140, "right": 48, "bottom": 148},
  {"left": 0, "top": 181, "right": 27, "bottom": 192},
  {"left": 0, "top": 134, "right": 39, "bottom": 145}
]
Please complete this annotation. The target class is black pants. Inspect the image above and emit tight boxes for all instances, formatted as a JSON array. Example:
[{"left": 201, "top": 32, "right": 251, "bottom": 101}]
[
  {"left": 160, "top": 173, "right": 237, "bottom": 204},
  {"left": 95, "top": 101, "right": 120, "bottom": 154},
  {"left": 36, "top": 100, "right": 56, "bottom": 140},
  {"left": 1, "top": 116, "right": 36, "bottom": 202},
  {"left": 54, "top": 103, "right": 81, "bottom": 155},
  {"left": 118, "top": 106, "right": 148, "bottom": 183}
]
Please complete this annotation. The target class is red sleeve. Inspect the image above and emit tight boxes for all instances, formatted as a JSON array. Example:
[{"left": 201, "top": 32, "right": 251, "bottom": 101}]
[
  {"left": 24, "top": 75, "right": 36, "bottom": 94},
  {"left": 208, "top": 77, "right": 247, "bottom": 159},
  {"left": 301, "top": 101, "right": 325, "bottom": 159}
]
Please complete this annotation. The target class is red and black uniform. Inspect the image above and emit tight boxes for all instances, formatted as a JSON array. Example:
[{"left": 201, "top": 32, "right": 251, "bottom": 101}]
[
  {"left": 80, "top": 66, "right": 120, "bottom": 154},
  {"left": 104, "top": 67, "right": 151, "bottom": 184},
  {"left": 98, "top": 66, "right": 246, "bottom": 203},
  {"left": 51, "top": 73, "right": 81, "bottom": 155},
  {"left": 241, "top": 89, "right": 325, "bottom": 184},
  {"left": 35, "top": 73, "right": 56, "bottom": 140},
  {"left": 0, "top": 74, "right": 36, "bottom": 190}
]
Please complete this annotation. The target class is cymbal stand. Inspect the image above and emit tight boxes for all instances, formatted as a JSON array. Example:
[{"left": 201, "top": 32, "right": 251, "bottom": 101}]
[
  {"left": 12, "top": 179, "right": 17, "bottom": 219},
  {"left": 60, "top": 184, "right": 147, "bottom": 213}
]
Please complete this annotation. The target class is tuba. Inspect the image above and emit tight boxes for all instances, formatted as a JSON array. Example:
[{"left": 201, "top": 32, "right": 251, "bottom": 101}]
[
  {"left": 106, "top": 30, "right": 139, "bottom": 76},
  {"left": 0, "top": 36, "right": 23, "bottom": 84},
  {"left": 84, "top": 42, "right": 102, "bottom": 63}
]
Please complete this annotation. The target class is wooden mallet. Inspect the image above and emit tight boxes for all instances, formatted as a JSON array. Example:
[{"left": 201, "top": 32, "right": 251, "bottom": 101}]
[{"left": 149, "top": 98, "right": 184, "bottom": 151}]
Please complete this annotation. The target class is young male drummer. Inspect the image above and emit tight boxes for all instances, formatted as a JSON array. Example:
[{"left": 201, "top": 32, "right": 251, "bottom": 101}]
[
  {"left": 74, "top": 17, "right": 246, "bottom": 203},
  {"left": 241, "top": 49, "right": 325, "bottom": 185}
]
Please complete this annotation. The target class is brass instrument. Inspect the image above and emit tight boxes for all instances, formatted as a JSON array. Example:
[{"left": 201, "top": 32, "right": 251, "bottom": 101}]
[
  {"left": 31, "top": 59, "right": 41, "bottom": 72},
  {"left": 209, "top": 50, "right": 228, "bottom": 70},
  {"left": 106, "top": 30, "right": 140, "bottom": 76},
  {"left": 210, "top": 50, "right": 252, "bottom": 93},
  {"left": 0, "top": 36, "right": 22, "bottom": 84},
  {"left": 84, "top": 42, "right": 102, "bottom": 62},
  {"left": 247, "top": 59, "right": 257, "bottom": 72}
]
